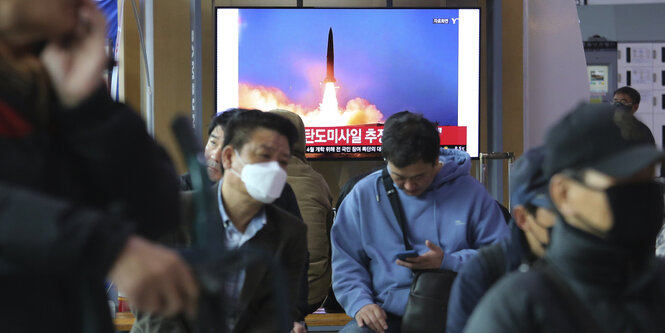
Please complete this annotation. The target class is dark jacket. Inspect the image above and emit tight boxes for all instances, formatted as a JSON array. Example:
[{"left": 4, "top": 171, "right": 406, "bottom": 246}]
[
  {"left": 447, "top": 221, "right": 534, "bottom": 333},
  {"left": 175, "top": 179, "right": 309, "bottom": 319},
  {"left": 465, "top": 221, "right": 665, "bottom": 333},
  {"left": 0, "top": 87, "right": 180, "bottom": 333},
  {"left": 232, "top": 204, "right": 308, "bottom": 331},
  {"left": 133, "top": 188, "right": 308, "bottom": 333}
]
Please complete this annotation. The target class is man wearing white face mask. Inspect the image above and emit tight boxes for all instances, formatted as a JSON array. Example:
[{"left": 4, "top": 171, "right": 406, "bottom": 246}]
[{"left": 217, "top": 109, "right": 308, "bottom": 333}]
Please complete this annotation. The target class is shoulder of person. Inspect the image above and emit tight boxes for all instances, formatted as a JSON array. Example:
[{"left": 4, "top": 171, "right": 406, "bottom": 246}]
[
  {"left": 265, "top": 204, "right": 307, "bottom": 230},
  {"left": 483, "top": 268, "right": 547, "bottom": 304}
]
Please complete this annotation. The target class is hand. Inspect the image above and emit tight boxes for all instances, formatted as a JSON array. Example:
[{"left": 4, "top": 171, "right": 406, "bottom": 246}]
[
  {"left": 40, "top": 0, "right": 108, "bottom": 108},
  {"left": 109, "top": 236, "right": 199, "bottom": 317},
  {"left": 395, "top": 240, "right": 444, "bottom": 270},
  {"left": 355, "top": 304, "right": 388, "bottom": 333},
  {"left": 291, "top": 321, "right": 307, "bottom": 333}
]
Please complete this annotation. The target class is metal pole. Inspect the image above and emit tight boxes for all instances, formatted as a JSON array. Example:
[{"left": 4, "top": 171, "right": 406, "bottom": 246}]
[{"left": 191, "top": 0, "right": 203, "bottom": 141}]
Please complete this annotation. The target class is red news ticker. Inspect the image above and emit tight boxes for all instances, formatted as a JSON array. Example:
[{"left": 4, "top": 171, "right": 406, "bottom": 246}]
[{"left": 304, "top": 125, "right": 467, "bottom": 147}]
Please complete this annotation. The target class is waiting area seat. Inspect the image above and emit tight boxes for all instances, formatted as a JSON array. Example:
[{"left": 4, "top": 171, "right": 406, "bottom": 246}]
[{"left": 114, "top": 310, "right": 352, "bottom": 332}]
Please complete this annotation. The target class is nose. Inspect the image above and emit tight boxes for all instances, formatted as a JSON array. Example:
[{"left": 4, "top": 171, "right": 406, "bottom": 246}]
[
  {"left": 403, "top": 179, "right": 417, "bottom": 193},
  {"left": 212, "top": 146, "right": 222, "bottom": 161}
]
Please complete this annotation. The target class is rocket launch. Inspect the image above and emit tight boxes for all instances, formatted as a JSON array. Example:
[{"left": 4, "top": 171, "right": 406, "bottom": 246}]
[
  {"left": 319, "top": 27, "right": 340, "bottom": 120},
  {"left": 239, "top": 26, "right": 384, "bottom": 127},
  {"left": 323, "top": 27, "right": 336, "bottom": 83}
]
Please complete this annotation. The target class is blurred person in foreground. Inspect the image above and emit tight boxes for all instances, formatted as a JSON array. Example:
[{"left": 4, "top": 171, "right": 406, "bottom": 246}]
[
  {"left": 465, "top": 103, "right": 665, "bottom": 332},
  {"left": 446, "top": 147, "right": 556, "bottom": 333},
  {"left": 0, "top": 0, "right": 198, "bottom": 331}
]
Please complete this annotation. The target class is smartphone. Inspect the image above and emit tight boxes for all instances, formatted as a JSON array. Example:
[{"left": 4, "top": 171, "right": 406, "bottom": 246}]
[{"left": 395, "top": 249, "right": 419, "bottom": 261}]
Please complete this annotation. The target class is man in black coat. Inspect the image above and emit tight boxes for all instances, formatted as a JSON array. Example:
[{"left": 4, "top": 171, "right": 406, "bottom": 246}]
[
  {"left": 446, "top": 147, "right": 556, "bottom": 333},
  {"left": 466, "top": 104, "right": 665, "bottom": 333}
]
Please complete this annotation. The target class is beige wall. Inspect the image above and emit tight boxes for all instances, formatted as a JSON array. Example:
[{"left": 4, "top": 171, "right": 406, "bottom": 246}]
[
  {"left": 501, "top": 0, "right": 524, "bottom": 204},
  {"left": 120, "top": 0, "right": 523, "bottom": 204},
  {"left": 119, "top": 0, "right": 193, "bottom": 173}
]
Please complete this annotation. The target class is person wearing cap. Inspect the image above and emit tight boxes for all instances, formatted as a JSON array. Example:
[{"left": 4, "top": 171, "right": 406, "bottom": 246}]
[
  {"left": 465, "top": 103, "right": 665, "bottom": 332},
  {"left": 446, "top": 147, "right": 556, "bottom": 333}
]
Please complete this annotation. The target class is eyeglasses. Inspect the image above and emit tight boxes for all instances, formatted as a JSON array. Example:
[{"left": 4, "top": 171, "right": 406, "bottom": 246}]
[{"left": 612, "top": 99, "right": 633, "bottom": 108}]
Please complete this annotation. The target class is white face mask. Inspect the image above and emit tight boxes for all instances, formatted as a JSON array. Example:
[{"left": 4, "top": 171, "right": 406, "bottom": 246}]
[{"left": 230, "top": 150, "right": 287, "bottom": 204}]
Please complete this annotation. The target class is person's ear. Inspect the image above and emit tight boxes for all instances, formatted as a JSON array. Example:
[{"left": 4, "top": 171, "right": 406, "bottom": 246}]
[
  {"left": 513, "top": 205, "right": 529, "bottom": 232},
  {"left": 221, "top": 145, "right": 234, "bottom": 171},
  {"left": 549, "top": 174, "right": 572, "bottom": 216}
]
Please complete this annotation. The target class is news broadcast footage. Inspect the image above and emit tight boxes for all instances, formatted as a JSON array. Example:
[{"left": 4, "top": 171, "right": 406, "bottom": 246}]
[{"left": 216, "top": 8, "right": 480, "bottom": 159}]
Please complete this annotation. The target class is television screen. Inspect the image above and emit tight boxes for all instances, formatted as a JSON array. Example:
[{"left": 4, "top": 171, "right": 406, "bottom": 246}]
[{"left": 216, "top": 7, "right": 480, "bottom": 159}]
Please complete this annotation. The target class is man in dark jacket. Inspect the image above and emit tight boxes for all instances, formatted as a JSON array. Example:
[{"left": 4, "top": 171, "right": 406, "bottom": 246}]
[
  {"left": 0, "top": 0, "right": 198, "bottom": 332},
  {"left": 177, "top": 109, "right": 309, "bottom": 322},
  {"left": 133, "top": 110, "right": 308, "bottom": 333},
  {"left": 446, "top": 147, "right": 556, "bottom": 333},
  {"left": 465, "top": 103, "right": 665, "bottom": 332}
]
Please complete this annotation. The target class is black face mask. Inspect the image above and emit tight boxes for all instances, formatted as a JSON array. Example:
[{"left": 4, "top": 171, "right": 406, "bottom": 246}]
[
  {"left": 605, "top": 181, "right": 664, "bottom": 254},
  {"left": 612, "top": 102, "right": 633, "bottom": 113}
]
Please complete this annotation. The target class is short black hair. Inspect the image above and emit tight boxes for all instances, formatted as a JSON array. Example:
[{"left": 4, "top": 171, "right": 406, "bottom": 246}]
[
  {"left": 222, "top": 109, "right": 298, "bottom": 153},
  {"left": 613, "top": 86, "right": 641, "bottom": 105},
  {"left": 381, "top": 111, "right": 440, "bottom": 168},
  {"left": 207, "top": 109, "right": 240, "bottom": 135},
  {"left": 523, "top": 202, "right": 538, "bottom": 217}
]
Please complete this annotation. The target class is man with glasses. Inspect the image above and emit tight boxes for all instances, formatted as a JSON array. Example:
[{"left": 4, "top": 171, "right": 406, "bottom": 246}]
[
  {"left": 613, "top": 86, "right": 641, "bottom": 114},
  {"left": 465, "top": 103, "right": 665, "bottom": 332}
]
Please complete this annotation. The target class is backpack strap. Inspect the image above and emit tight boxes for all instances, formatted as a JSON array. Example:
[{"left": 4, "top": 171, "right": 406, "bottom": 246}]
[{"left": 381, "top": 167, "right": 412, "bottom": 250}]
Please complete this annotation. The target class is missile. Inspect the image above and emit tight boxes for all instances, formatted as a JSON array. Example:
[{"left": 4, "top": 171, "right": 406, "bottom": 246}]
[{"left": 323, "top": 27, "right": 336, "bottom": 83}]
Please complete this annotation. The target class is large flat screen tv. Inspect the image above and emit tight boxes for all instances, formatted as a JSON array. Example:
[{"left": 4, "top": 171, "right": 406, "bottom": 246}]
[{"left": 216, "top": 7, "right": 480, "bottom": 159}]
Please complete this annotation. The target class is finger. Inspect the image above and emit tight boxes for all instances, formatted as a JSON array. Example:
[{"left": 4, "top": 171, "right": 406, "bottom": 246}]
[
  {"left": 141, "top": 280, "right": 162, "bottom": 314},
  {"left": 375, "top": 307, "right": 388, "bottom": 330},
  {"left": 366, "top": 317, "right": 383, "bottom": 333},
  {"left": 160, "top": 269, "right": 184, "bottom": 316},
  {"left": 356, "top": 314, "right": 366, "bottom": 327},
  {"left": 360, "top": 311, "right": 379, "bottom": 332},
  {"left": 395, "top": 259, "right": 413, "bottom": 268},
  {"left": 173, "top": 259, "right": 199, "bottom": 315},
  {"left": 379, "top": 308, "right": 388, "bottom": 330},
  {"left": 425, "top": 240, "right": 442, "bottom": 252},
  {"left": 367, "top": 308, "right": 386, "bottom": 333}
]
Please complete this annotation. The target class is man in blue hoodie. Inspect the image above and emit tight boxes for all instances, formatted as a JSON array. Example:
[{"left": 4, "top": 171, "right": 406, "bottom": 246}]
[{"left": 331, "top": 111, "right": 508, "bottom": 333}]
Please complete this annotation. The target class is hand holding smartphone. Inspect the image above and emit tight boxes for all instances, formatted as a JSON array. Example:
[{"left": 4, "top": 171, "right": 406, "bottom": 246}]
[{"left": 395, "top": 249, "right": 419, "bottom": 261}]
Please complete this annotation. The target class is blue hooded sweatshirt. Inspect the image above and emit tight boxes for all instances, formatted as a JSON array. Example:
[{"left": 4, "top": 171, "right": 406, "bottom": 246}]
[{"left": 331, "top": 149, "right": 508, "bottom": 318}]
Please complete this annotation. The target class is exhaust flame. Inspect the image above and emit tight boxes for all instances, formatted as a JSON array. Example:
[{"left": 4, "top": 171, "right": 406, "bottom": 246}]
[
  {"left": 319, "top": 82, "right": 340, "bottom": 123},
  {"left": 238, "top": 82, "right": 384, "bottom": 126}
]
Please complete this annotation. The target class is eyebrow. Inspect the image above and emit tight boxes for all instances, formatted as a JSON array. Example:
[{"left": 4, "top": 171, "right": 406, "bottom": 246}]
[
  {"left": 256, "top": 144, "right": 291, "bottom": 158},
  {"left": 390, "top": 171, "right": 425, "bottom": 179}
]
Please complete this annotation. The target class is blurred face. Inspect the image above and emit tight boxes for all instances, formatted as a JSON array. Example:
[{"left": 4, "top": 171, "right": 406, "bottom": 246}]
[
  {"left": 221, "top": 127, "right": 290, "bottom": 195},
  {"left": 387, "top": 160, "right": 441, "bottom": 197},
  {"left": 1, "top": 0, "right": 83, "bottom": 43},
  {"left": 613, "top": 93, "right": 638, "bottom": 114},
  {"left": 551, "top": 166, "right": 655, "bottom": 238},
  {"left": 204, "top": 126, "right": 224, "bottom": 182}
]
